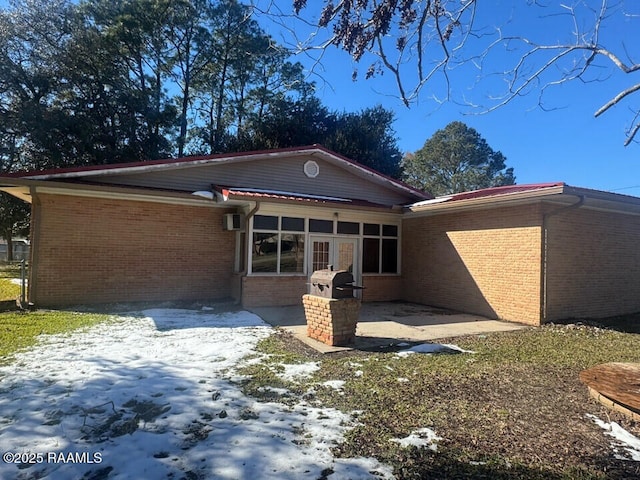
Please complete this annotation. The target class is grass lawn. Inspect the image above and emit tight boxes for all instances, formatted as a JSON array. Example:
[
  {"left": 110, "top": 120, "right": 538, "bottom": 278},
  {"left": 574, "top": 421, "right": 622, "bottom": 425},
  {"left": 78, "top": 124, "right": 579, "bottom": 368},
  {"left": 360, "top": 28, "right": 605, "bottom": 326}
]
[
  {"left": 0, "top": 263, "right": 23, "bottom": 301},
  {"left": 0, "top": 310, "right": 113, "bottom": 364},
  {"left": 239, "top": 323, "right": 640, "bottom": 480}
]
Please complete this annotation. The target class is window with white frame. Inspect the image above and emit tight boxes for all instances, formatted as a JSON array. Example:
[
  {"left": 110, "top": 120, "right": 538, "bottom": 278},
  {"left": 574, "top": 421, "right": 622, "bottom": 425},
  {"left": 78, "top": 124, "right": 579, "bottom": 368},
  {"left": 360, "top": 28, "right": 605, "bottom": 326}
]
[
  {"left": 249, "top": 214, "right": 399, "bottom": 275},
  {"left": 362, "top": 223, "right": 399, "bottom": 274},
  {"left": 252, "top": 215, "right": 305, "bottom": 274}
]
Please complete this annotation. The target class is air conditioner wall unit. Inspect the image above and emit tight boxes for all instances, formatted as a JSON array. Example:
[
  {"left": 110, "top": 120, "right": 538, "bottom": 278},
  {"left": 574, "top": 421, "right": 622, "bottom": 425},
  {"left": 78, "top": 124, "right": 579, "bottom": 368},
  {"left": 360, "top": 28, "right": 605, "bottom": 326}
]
[{"left": 223, "top": 213, "right": 245, "bottom": 231}]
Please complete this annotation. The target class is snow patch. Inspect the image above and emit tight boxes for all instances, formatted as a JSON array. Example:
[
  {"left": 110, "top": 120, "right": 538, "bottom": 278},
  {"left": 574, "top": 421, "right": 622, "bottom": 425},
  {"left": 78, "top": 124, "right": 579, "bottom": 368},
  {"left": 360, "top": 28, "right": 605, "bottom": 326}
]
[
  {"left": 390, "top": 428, "right": 441, "bottom": 451},
  {"left": 276, "top": 362, "right": 321, "bottom": 382},
  {"left": 0, "top": 309, "right": 393, "bottom": 479},
  {"left": 397, "top": 343, "right": 475, "bottom": 357},
  {"left": 587, "top": 414, "right": 640, "bottom": 461},
  {"left": 322, "top": 380, "right": 346, "bottom": 391}
]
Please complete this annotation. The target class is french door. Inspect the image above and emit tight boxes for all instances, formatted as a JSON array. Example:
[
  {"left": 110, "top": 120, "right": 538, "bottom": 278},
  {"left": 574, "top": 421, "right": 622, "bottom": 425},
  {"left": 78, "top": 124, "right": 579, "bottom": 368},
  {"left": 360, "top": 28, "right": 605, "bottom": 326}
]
[{"left": 309, "top": 236, "right": 360, "bottom": 296}]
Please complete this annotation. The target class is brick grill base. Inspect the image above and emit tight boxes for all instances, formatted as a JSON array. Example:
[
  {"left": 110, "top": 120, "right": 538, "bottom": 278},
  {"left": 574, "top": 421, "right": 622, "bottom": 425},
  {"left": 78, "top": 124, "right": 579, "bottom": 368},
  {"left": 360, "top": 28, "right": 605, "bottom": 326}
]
[{"left": 302, "top": 294, "right": 360, "bottom": 346}]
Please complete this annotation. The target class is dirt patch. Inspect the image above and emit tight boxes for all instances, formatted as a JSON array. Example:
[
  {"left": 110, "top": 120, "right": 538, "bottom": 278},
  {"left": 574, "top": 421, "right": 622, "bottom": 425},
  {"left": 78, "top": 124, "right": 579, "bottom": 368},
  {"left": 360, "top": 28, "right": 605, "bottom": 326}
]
[{"left": 80, "top": 398, "right": 171, "bottom": 440}]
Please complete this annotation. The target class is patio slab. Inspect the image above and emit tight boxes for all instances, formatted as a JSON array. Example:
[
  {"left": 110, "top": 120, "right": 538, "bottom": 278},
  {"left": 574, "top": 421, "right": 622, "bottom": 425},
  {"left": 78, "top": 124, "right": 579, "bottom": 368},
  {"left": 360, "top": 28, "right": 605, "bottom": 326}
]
[{"left": 250, "top": 301, "right": 528, "bottom": 354}]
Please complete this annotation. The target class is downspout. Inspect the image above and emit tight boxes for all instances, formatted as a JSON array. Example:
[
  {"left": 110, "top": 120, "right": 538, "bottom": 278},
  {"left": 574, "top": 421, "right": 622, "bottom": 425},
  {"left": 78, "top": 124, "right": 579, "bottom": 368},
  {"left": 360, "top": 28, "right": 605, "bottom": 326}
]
[
  {"left": 239, "top": 201, "right": 260, "bottom": 306},
  {"left": 540, "top": 195, "right": 585, "bottom": 323},
  {"left": 28, "top": 186, "right": 41, "bottom": 307}
]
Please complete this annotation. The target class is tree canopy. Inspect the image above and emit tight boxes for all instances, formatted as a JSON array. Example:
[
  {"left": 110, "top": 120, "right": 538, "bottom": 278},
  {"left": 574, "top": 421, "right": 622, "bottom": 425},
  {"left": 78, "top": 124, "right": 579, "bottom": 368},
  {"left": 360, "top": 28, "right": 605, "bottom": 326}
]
[
  {"left": 0, "top": 0, "right": 407, "bottom": 244},
  {"left": 0, "top": 0, "right": 403, "bottom": 171},
  {"left": 402, "top": 121, "right": 515, "bottom": 196}
]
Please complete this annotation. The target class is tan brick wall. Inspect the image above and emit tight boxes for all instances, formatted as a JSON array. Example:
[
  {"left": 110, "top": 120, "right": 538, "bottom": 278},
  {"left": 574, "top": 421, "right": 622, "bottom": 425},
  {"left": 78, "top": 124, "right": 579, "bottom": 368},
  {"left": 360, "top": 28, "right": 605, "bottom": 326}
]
[
  {"left": 402, "top": 204, "right": 543, "bottom": 325},
  {"left": 361, "top": 275, "right": 402, "bottom": 302},
  {"left": 303, "top": 294, "right": 360, "bottom": 345},
  {"left": 30, "top": 193, "right": 235, "bottom": 306},
  {"left": 241, "top": 275, "right": 308, "bottom": 307},
  {"left": 545, "top": 207, "right": 640, "bottom": 321},
  {"left": 241, "top": 274, "right": 397, "bottom": 307}
]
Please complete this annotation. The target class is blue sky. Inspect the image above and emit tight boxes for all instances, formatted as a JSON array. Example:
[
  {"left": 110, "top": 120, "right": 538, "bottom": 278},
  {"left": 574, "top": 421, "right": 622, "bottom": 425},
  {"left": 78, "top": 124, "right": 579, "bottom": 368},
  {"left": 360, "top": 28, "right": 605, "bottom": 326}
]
[{"left": 260, "top": 1, "right": 640, "bottom": 195}]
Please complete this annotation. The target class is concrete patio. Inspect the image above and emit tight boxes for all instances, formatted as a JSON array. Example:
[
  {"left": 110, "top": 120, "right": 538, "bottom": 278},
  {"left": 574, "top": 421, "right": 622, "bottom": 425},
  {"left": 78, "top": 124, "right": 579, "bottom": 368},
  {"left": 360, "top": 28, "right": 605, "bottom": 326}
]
[{"left": 250, "top": 301, "right": 528, "bottom": 353}]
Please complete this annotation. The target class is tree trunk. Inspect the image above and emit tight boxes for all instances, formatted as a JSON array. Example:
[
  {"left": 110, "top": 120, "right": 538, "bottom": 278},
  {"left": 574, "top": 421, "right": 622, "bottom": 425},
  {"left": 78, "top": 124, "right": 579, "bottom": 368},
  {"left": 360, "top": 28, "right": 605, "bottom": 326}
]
[
  {"left": 5, "top": 230, "right": 13, "bottom": 263},
  {"left": 178, "top": 62, "right": 191, "bottom": 158}
]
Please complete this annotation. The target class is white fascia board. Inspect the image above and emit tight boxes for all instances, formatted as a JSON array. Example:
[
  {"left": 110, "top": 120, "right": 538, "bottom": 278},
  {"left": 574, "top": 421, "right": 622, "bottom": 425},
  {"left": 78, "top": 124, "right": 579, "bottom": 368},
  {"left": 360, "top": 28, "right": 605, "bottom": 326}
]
[
  {"left": 34, "top": 185, "right": 224, "bottom": 207},
  {"left": 252, "top": 202, "right": 402, "bottom": 224}
]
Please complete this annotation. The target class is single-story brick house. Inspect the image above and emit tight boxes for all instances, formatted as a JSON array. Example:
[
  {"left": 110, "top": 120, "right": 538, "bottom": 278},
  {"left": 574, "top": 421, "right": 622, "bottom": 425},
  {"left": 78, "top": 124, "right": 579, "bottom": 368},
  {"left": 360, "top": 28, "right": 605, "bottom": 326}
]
[{"left": 1, "top": 145, "right": 639, "bottom": 326}]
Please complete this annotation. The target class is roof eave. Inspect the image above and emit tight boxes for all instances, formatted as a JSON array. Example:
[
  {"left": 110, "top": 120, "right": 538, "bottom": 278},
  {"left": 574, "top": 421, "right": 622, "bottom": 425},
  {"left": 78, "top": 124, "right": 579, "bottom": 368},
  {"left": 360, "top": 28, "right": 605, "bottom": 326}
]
[
  {"left": 0, "top": 178, "right": 221, "bottom": 207},
  {"left": 405, "top": 185, "right": 569, "bottom": 216}
]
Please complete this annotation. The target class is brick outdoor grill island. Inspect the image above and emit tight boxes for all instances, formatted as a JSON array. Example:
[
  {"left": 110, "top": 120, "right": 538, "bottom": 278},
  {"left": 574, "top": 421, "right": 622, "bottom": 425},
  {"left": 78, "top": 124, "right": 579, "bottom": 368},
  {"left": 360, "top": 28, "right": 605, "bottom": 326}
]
[{"left": 303, "top": 266, "right": 363, "bottom": 346}]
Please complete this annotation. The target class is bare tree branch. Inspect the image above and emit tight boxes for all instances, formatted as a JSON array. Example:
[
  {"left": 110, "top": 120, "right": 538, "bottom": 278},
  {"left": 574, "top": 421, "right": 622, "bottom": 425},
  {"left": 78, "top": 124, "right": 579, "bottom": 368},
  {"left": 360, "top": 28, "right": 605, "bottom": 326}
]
[
  {"left": 596, "top": 82, "right": 640, "bottom": 117},
  {"left": 253, "top": 0, "right": 639, "bottom": 146}
]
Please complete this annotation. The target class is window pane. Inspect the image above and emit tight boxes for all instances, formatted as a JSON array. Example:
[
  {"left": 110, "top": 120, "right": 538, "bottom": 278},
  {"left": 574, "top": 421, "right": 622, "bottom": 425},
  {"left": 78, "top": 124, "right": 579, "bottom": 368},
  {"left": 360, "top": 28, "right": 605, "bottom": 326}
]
[
  {"left": 337, "top": 241, "right": 354, "bottom": 273},
  {"left": 363, "top": 238, "right": 380, "bottom": 273},
  {"left": 280, "top": 234, "right": 304, "bottom": 273},
  {"left": 282, "top": 216, "right": 304, "bottom": 232},
  {"left": 312, "top": 240, "right": 330, "bottom": 271},
  {"left": 382, "top": 224, "right": 398, "bottom": 237},
  {"left": 363, "top": 223, "right": 380, "bottom": 236},
  {"left": 252, "top": 233, "right": 278, "bottom": 272},
  {"left": 309, "top": 219, "right": 333, "bottom": 233},
  {"left": 337, "top": 221, "right": 359, "bottom": 235},
  {"left": 381, "top": 239, "right": 398, "bottom": 273},
  {"left": 253, "top": 215, "right": 278, "bottom": 230}
]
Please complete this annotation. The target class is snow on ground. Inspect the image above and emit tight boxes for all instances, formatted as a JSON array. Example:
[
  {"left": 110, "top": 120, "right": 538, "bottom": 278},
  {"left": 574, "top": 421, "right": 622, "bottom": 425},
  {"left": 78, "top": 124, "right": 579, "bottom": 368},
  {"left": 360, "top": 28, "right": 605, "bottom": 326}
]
[
  {"left": 0, "top": 309, "right": 393, "bottom": 480},
  {"left": 390, "top": 428, "right": 441, "bottom": 451},
  {"left": 275, "top": 361, "right": 321, "bottom": 382},
  {"left": 587, "top": 414, "right": 640, "bottom": 461},
  {"left": 396, "top": 343, "right": 475, "bottom": 357}
]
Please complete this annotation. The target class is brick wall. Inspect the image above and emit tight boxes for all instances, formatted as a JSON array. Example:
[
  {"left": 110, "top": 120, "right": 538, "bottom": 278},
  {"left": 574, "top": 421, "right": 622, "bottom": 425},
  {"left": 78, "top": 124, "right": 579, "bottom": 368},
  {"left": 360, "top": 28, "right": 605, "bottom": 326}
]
[
  {"left": 303, "top": 294, "right": 360, "bottom": 346},
  {"left": 545, "top": 207, "right": 640, "bottom": 321},
  {"left": 361, "top": 275, "right": 402, "bottom": 302},
  {"left": 402, "top": 204, "right": 543, "bottom": 325},
  {"left": 30, "top": 193, "right": 235, "bottom": 306},
  {"left": 241, "top": 275, "right": 308, "bottom": 307}
]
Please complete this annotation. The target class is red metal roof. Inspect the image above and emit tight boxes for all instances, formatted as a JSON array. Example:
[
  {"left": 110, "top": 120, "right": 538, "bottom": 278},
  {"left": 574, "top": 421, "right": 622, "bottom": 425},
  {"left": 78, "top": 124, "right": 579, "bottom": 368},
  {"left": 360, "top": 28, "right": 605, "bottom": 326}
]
[
  {"left": 1, "top": 145, "right": 319, "bottom": 178},
  {"left": 215, "top": 186, "right": 396, "bottom": 209}
]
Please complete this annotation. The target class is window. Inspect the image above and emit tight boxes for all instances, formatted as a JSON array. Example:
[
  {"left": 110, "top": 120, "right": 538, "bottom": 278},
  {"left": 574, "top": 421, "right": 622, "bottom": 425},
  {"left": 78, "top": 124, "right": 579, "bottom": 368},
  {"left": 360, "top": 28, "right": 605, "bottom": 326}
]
[
  {"left": 362, "top": 238, "right": 380, "bottom": 273},
  {"left": 363, "top": 223, "right": 399, "bottom": 274},
  {"left": 252, "top": 232, "right": 278, "bottom": 272},
  {"left": 252, "top": 215, "right": 305, "bottom": 274},
  {"left": 249, "top": 215, "right": 399, "bottom": 275},
  {"left": 381, "top": 238, "right": 398, "bottom": 273},
  {"left": 309, "top": 219, "right": 333, "bottom": 233},
  {"left": 280, "top": 234, "right": 304, "bottom": 273},
  {"left": 282, "top": 216, "right": 304, "bottom": 232},
  {"left": 337, "top": 221, "right": 359, "bottom": 235},
  {"left": 253, "top": 214, "right": 278, "bottom": 230},
  {"left": 363, "top": 223, "right": 380, "bottom": 236}
]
